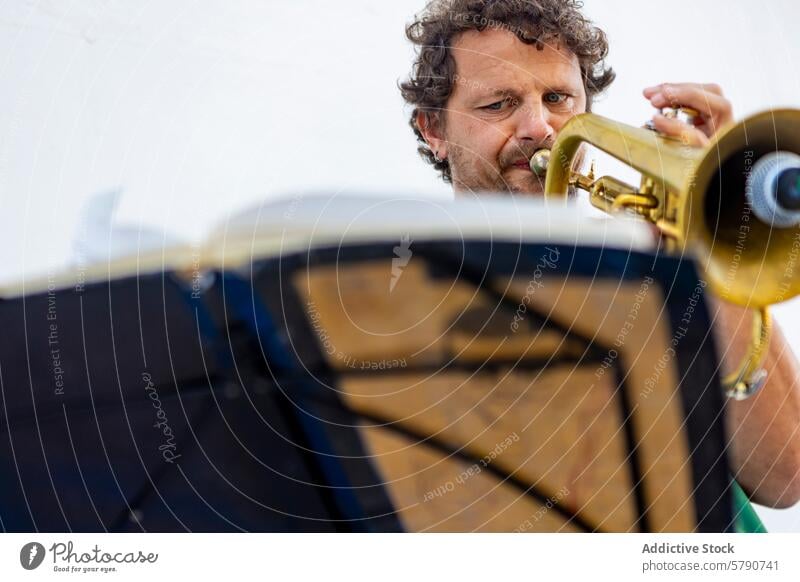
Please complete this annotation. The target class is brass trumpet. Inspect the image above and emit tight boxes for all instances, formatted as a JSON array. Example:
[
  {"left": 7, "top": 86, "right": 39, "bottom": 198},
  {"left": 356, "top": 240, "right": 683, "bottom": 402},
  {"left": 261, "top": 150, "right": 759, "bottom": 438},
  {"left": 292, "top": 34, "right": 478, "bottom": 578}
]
[{"left": 530, "top": 109, "right": 800, "bottom": 399}]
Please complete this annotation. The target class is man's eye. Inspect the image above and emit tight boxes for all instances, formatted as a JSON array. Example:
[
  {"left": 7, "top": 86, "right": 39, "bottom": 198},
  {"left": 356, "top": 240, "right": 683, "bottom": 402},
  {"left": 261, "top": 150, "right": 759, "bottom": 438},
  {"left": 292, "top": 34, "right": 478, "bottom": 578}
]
[
  {"left": 544, "top": 92, "right": 568, "bottom": 105},
  {"left": 482, "top": 97, "right": 517, "bottom": 111},
  {"left": 483, "top": 100, "right": 506, "bottom": 111}
]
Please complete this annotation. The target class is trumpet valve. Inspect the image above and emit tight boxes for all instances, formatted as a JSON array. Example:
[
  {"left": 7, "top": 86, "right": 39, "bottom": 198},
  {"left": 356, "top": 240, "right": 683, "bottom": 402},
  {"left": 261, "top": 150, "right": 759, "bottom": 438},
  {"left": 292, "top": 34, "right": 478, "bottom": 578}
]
[{"left": 644, "top": 106, "right": 702, "bottom": 132}]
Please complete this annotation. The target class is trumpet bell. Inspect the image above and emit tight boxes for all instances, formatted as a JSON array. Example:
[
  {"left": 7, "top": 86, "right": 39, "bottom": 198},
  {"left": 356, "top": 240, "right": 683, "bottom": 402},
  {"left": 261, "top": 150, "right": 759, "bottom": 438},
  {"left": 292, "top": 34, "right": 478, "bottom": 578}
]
[{"left": 687, "top": 109, "right": 800, "bottom": 307}]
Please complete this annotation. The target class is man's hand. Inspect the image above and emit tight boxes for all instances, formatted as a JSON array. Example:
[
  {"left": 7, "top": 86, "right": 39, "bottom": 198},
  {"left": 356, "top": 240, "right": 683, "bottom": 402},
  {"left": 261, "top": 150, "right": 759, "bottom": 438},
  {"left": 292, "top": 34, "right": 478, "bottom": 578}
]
[{"left": 643, "top": 82, "right": 734, "bottom": 146}]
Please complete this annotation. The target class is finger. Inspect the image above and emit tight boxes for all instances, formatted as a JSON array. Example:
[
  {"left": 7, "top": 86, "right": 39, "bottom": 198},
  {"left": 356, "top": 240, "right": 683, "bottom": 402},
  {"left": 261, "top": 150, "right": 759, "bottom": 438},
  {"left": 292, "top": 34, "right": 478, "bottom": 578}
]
[
  {"left": 646, "top": 84, "right": 732, "bottom": 123},
  {"left": 651, "top": 114, "right": 709, "bottom": 147},
  {"left": 646, "top": 87, "right": 733, "bottom": 138},
  {"left": 643, "top": 82, "right": 723, "bottom": 98}
]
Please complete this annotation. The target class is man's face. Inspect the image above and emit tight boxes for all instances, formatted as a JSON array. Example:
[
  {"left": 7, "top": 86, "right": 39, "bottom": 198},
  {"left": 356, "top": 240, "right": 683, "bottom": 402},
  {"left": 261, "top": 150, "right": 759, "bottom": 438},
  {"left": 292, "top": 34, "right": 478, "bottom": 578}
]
[{"left": 426, "top": 29, "right": 587, "bottom": 196}]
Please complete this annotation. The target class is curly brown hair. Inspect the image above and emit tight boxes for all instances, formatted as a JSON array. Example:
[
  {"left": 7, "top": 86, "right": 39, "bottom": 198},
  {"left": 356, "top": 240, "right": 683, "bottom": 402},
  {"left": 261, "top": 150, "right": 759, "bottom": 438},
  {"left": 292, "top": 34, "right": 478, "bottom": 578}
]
[{"left": 400, "top": 0, "right": 615, "bottom": 183}]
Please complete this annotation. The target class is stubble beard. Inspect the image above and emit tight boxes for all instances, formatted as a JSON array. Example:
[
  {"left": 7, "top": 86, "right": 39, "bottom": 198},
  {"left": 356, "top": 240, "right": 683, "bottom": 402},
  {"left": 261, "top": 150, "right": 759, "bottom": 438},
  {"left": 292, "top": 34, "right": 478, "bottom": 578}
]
[
  {"left": 449, "top": 145, "right": 586, "bottom": 198},
  {"left": 449, "top": 147, "right": 545, "bottom": 197}
]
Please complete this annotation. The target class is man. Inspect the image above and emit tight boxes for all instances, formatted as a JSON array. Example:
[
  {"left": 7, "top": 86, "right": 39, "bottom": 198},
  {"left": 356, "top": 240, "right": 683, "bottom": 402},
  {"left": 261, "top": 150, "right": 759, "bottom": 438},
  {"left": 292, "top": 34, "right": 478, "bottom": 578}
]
[{"left": 400, "top": 0, "right": 800, "bottom": 508}]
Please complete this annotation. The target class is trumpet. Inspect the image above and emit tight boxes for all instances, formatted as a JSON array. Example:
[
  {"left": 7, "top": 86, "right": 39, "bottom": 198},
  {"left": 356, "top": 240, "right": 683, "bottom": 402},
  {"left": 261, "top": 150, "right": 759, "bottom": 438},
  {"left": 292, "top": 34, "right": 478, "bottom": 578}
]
[{"left": 530, "top": 108, "right": 800, "bottom": 399}]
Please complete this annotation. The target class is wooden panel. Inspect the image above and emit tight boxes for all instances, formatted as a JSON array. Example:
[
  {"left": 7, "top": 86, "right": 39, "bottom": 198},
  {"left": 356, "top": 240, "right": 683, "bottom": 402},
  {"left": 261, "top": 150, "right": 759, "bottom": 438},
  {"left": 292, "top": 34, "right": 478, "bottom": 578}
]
[
  {"left": 350, "top": 367, "right": 636, "bottom": 532},
  {"left": 295, "top": 260, "right": 580, "bottom": 370},
  {"left": 294, "top": 259, "right": 698, "bottom": 531},
  {"left": 511, "top": 278, "right": 696, "bottom": 531},
  {"left": 359, "top": 425, "right": 583, "bottom": 532}
]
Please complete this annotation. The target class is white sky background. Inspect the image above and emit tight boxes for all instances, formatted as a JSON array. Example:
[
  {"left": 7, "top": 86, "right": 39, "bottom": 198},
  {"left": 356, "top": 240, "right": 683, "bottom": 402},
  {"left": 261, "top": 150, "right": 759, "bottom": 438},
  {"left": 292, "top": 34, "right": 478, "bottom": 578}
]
[{"left": 1, "top": 0, "right": 799, "bottom": 529}]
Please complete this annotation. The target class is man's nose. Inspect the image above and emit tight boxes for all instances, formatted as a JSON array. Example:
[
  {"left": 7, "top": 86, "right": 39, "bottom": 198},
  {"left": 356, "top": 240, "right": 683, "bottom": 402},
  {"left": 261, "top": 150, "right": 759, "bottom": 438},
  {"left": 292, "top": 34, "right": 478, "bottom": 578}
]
[{"left": 514, "top": 102, "right": 554, "bottom": 144}]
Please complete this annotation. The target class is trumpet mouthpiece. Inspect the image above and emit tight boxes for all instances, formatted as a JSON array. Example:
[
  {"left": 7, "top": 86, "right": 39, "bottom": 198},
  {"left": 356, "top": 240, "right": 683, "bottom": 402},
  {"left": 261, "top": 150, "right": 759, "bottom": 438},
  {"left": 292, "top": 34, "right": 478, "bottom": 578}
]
[{"left": 530, "top": 149, "right": 551, "bottom": 177}]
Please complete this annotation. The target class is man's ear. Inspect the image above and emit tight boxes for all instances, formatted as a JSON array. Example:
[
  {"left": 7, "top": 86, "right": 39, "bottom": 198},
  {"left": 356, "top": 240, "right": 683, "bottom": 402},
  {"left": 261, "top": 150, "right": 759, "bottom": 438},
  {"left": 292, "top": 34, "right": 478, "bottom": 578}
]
[{"left": 415, "top": 110, "right": 447, "bottom": 161}]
